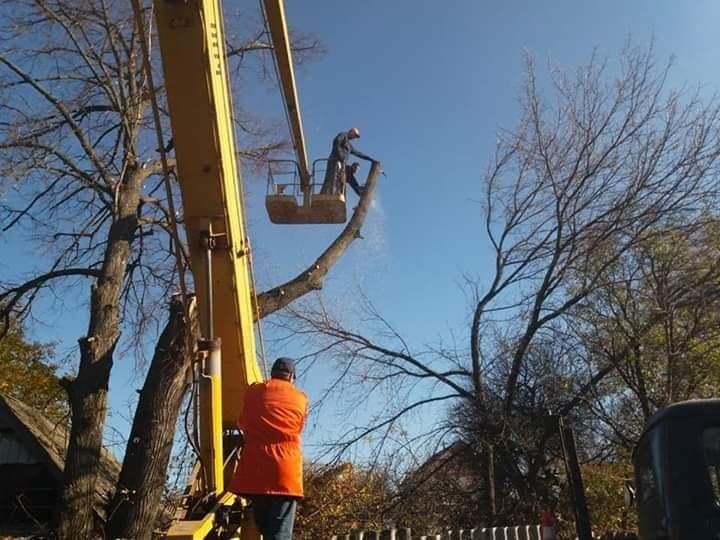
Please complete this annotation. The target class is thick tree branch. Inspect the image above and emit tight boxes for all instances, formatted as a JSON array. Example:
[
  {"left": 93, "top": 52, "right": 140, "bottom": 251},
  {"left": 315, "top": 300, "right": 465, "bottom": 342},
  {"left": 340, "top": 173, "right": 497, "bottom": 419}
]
[
  {"left": 0, "top": 267, "right": 102, "bottom": 334},
  {"left": 256, "top": 162, "right": 383, "bottom": 318}
]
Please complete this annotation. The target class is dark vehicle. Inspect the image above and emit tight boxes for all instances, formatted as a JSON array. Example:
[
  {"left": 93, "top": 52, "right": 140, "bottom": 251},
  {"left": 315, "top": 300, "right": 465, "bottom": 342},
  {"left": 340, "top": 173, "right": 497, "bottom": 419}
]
[{"left": 633, "top": 399, "right": 720, "bottom": 539}]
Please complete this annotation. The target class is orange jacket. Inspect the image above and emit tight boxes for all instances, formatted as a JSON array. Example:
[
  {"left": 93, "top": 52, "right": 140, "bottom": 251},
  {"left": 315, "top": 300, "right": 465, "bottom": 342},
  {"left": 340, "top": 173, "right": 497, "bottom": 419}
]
[{"left": 229, "top": 378, "right": 308, "bottom": 497}]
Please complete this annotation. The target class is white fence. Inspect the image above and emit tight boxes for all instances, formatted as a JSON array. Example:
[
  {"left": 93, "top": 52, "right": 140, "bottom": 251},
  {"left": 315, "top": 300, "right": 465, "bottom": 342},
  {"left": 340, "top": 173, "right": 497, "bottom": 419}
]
[{"left": 331, "top": 525, "right": 543, "bottom": 540}]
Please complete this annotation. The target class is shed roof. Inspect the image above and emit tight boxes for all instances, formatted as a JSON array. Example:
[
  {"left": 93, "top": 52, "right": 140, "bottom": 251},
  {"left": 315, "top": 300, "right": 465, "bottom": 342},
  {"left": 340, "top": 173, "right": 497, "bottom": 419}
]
[{"left": 0, "top": 392, "right": 121, "bottom": 520}]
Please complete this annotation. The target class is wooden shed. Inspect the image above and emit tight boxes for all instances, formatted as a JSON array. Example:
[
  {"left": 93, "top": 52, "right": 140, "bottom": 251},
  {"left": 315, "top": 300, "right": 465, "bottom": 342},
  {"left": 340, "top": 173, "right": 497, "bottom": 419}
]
[{"left": 0, "top": 393, "right": 120, "bottom": 537}]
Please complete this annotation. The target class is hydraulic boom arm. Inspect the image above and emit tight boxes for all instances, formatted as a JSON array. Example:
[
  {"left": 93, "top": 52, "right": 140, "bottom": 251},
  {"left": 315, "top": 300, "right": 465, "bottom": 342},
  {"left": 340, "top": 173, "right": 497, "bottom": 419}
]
[
  {"left": 261, "top": 0, "right": 311, "bottom": 192},
  {"left": 154, "top": 0, "right": 262, "bottom": 432},
  {"left": 152, "top": 0, "right": 310, "bottom": 537}
]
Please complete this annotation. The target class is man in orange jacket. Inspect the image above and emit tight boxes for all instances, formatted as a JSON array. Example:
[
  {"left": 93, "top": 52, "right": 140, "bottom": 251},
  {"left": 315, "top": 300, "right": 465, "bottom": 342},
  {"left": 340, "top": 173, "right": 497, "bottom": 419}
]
[{"left": 229, "top": 357, "right": 308, "bottom": 540}]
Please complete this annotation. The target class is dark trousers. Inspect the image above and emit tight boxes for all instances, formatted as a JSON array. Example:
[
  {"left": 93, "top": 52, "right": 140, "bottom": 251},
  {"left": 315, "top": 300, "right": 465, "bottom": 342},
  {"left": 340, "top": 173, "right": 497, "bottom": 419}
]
[
  {"left": 346, "top": 171, "right": 363, "bottom": 196},
  {"left": 250, "top": 495, "right": 297, "bottom": 540},
  {"left": 320, "top": 159, "right": 342, "bottom": 194}
]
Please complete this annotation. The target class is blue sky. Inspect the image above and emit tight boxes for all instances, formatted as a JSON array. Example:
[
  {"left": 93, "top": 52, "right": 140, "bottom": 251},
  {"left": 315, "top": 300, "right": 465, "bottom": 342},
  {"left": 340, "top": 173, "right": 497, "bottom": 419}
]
[
  {"left": 4, "top": 0, "right": 720, "bottom": 458},
  {"left": 247, "top": 0, "right": 720, "bottom": 337}
]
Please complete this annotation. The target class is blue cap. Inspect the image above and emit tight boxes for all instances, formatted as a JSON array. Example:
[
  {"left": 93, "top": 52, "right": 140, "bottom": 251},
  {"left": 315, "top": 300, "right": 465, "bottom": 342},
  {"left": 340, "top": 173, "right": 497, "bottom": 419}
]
[{"left": 271, "top": 357, "right": 296, "bottom": 378}]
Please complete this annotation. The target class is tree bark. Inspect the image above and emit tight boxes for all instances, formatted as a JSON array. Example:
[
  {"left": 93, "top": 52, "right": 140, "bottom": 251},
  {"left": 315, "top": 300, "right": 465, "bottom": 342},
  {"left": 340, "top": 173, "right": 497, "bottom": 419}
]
[
  {"left": 106, "top": 296, "right": 198, "bottom": 540},
  {"left": 55, "top": 167, "right": 143, "bottom": 539}
]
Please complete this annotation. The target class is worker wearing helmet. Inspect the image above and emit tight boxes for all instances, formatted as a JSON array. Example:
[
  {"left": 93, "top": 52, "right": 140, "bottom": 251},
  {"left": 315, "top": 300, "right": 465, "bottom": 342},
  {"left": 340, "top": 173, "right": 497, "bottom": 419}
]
[
  {"left": 320, "top": 127, "right": 376, "bottom": 194},
  {"left": 229, "top": 357, "right": 308, "bottom": 540}
]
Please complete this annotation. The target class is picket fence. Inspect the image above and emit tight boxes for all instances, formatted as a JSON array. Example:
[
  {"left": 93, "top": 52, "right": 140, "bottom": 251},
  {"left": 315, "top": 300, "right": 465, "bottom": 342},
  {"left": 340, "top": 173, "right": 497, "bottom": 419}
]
[{"left": 330, "top": 525, "right": 543, "bottom": 540}]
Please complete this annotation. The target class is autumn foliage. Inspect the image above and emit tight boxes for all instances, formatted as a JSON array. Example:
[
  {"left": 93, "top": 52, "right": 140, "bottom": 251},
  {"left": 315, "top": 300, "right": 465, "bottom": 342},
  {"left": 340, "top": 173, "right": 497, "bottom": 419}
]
[
  {"left": 296, "top": 463, "right": 392, "bottom": 539},
  {"left": 0, "top": 323, "right": 66, "bottom": 424}
]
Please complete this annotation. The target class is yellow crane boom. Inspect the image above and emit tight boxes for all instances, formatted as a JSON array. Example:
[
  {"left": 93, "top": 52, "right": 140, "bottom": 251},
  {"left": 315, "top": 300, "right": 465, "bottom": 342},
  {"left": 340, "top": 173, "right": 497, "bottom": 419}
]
[
  {"left": 261, "top": 0, "right": 310, "bottom": 190},
  {"left": 153, "top": 0, "right": 261, "bottom": 536},
  {"left": 151, "top": 0, "right": 313, "bottom": 537},
  {"left": 153, "top": 0, "right": 262, "bottom": 425},
  {"left": 260, "top": 0, "right": 349, "bottom": 225}
]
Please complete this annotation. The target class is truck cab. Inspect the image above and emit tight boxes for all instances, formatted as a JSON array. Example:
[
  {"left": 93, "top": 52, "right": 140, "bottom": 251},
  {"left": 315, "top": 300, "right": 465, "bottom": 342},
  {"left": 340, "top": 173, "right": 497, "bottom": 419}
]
[{"left": 634, "top": 399, "right": 720, "bottom": 539}]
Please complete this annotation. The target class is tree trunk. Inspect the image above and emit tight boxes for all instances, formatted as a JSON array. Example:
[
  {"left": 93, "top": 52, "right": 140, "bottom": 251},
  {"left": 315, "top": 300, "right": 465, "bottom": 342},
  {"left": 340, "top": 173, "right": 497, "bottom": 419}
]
[
  {"left": 55, "top": 170, "right": 143, "bottom": 539},
  {"left": 106, "top": 296, "right": 198, "bottom": 539},
  {"left": 483, "top": 443, "right": 497, "bottom": 520}
]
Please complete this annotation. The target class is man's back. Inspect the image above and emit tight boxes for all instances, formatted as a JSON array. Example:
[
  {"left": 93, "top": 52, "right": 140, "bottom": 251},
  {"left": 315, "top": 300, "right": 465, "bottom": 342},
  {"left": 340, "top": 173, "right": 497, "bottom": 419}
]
[
  {"left": 229, "top": 379, "right": 308, "bottom": 497},
  {"left": 241, "top": 379, "right": 306, "bottom": 443},
  {"left": 329, "top": 131, "right": 350, "bottom": 161}
]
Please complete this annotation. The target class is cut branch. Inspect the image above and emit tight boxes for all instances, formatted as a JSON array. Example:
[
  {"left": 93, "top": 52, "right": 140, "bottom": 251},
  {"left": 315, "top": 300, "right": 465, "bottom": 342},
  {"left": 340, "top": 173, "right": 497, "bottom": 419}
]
[{"left": 257, "top": 162, "right": 383, "bottom": 318}]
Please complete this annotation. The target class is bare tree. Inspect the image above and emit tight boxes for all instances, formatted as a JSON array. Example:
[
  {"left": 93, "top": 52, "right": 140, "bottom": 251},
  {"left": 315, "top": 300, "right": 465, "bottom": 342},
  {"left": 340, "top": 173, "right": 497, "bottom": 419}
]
[
  {"left": 465, "top": 43, "right": 720, "bottom": 517},
  {"left": 474, "top": 46, "right": 720, "bottom": 413},
  {"left": 0, "top": 1, "right": 381, "bottom": 537}
]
